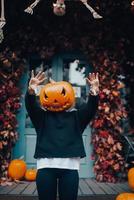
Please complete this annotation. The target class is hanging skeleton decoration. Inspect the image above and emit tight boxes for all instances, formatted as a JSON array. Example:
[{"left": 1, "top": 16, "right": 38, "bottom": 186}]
[
  {"left": 25, "top": 0, "right": 66, "bottom": 16},
  {"left": 0, "top": 29, "right": 4, "bottom": 43},
  {"left": 24, "top": 0, "right": 41, "bottom": 15},
  {"left": 0, "top": 0, "right": 6, "bottom": 43},
  {"left": 53, "top": 0, "right": 66, "bottom": 16},
  {"left": 24, "top": 0, "right": 102, "bottom": 19},
  {"left": 131, "top": 1, "right": 134, "bottom": 13},
  {"left": 80, "top": 0, "right": 103, "bottom": 19},
  {"left": 131, "top": 1, "right": 134, "bottom": 5}
]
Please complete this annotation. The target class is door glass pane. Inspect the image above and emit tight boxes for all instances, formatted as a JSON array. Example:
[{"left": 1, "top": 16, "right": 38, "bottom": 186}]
[{"left": 63, "top": 61, "right": 87, "bottom": 109}]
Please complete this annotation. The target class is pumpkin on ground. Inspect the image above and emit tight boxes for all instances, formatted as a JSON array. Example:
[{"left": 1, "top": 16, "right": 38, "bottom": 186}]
[
  {"left": 116, "top": 193, "right": 134, "bottom": 200},
  {"left": 40, "top": 81, "right": 75, "bottom": 112},
  {"left": 8, "top": 159, "right": 27, "bottom": 180},
  {"left": 25, "top": 169, "right": 37, "bottom": 181},
  {"left": 128, "top": 167, "right": 134, "bottom": 190}
]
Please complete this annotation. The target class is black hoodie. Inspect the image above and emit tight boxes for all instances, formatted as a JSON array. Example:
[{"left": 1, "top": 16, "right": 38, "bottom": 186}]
[{"left": 25, "top": 91, "right": 98, "bottom": 159}]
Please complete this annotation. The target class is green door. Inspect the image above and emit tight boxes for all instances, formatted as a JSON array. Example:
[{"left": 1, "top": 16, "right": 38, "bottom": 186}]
[{"left": 14, "top": 53, "right": 94, "bottom": 178}]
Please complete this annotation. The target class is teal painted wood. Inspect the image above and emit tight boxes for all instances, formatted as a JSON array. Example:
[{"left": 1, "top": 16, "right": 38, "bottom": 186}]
[
  {"left": 25, "top": 128, "right": 36, "bottom": 168},
  {"left": 52, "top": 56, "right": 63, "bottom": 81},
  {"left": 13, "top": 68, "right": 29, "bottom": 159}
]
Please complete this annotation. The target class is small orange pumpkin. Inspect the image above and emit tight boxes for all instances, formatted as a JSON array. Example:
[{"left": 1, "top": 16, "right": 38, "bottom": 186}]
[
  {"left": 8, "top": 159, "right": 27, "bottom": 180},
  {"left": 39, "top": 81, "right": 75, "bottom": 112},
  {"left": 25, "top": 169, "right": 37, "bottom": 181},
  {"left": 128, "top": 168, "right": 134, "bottom": 190},
  {"left": 116, "top": 193, "right": 134, "bottom": 200}
]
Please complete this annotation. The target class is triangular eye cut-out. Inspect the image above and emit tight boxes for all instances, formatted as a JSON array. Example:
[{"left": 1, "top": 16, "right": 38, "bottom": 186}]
[
  {"left": 45, "top": 93, "right": 48, "bottom": 99},
  {"left": 61, "top": 88, "right": 66, "bottom": 96}
]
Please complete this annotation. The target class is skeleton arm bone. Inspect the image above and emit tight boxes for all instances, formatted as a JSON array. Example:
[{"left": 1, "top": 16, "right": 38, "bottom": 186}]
[
  {"left": 80, "top": 0, "right": 103, "bottom": 19},
  {"left": 24, "top": 0, "right": 41, "bottom": 15},
  {"left": 0, "top": 0, "right": 6, "bottom": 29}
]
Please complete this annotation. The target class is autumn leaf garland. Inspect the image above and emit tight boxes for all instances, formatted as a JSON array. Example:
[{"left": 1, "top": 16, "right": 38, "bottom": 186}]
[
  {"left": 0, "top": 51, "right": 24, "bottom": 184},
  {"left": 90, "top": 55, "right": 127, "bottom": 182}
]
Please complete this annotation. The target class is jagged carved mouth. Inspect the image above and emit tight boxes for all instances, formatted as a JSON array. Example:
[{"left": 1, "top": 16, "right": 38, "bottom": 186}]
[
  {"left": 44, "top": 99, "right": 70, "bottom": 111},
  {"left": 50, "top": 100, "right": 69, "bottom": 108}
]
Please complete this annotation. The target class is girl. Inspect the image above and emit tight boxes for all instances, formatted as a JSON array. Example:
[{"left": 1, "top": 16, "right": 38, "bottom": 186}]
[{"left": 25, "top": 70, "right": 99, "bottom": 200}]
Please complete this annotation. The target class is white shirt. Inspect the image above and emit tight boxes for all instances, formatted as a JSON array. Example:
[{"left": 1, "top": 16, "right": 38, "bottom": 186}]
[{"left": 37, "top": 157, "right": 81, "bottom": 170}]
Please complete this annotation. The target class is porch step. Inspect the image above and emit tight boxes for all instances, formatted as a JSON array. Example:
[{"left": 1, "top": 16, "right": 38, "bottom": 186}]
[
  {"left": 0, "top": 179, "right": 130, "bottom": 200},
  {"left": 0, "top": 195, "right": 117, "bottom": 200}
]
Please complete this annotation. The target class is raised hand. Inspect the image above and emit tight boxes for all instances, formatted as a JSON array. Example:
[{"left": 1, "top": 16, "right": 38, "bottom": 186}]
[
  {"left": 28, "top": 70, "right": 46, "bottom": 94},
  {"left": 86, "top": 72, "right": 99, "bottom": 95}
]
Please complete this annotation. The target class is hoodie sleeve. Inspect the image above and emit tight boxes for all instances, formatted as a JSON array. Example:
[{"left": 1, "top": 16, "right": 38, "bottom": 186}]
[
  {"left": 76, "top": 94, "right": 99, "bottom": 134},
  {"left": 25, "top": 90, "right": 44, "bottom": 129}
]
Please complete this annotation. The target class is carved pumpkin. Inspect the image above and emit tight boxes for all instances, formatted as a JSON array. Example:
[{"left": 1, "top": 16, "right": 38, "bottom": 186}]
[
  {"left": 8, "top": 159, "right": 27, "bottom": 180},
  {"left": 39, "top": 81, "right": 75, "bottom": 112},
  {"left": 128, "top": 168, "right": 134, "bottom": 190},
  {"left": 25, "top": 169, "right": 37, "bottom": 181},
  {"left": 116, "top": 193, "right": 134, "bottom": 200}
]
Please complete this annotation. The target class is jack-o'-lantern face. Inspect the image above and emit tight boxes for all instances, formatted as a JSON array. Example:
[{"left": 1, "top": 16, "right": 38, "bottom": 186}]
[{"left": 39, "top": 81, "right": 75, "bottom": 112}]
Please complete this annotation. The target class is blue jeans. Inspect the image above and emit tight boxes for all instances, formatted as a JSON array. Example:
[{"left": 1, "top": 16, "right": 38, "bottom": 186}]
[{"left": 36, "top": 168, "right": 79, "bottom": 200}]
